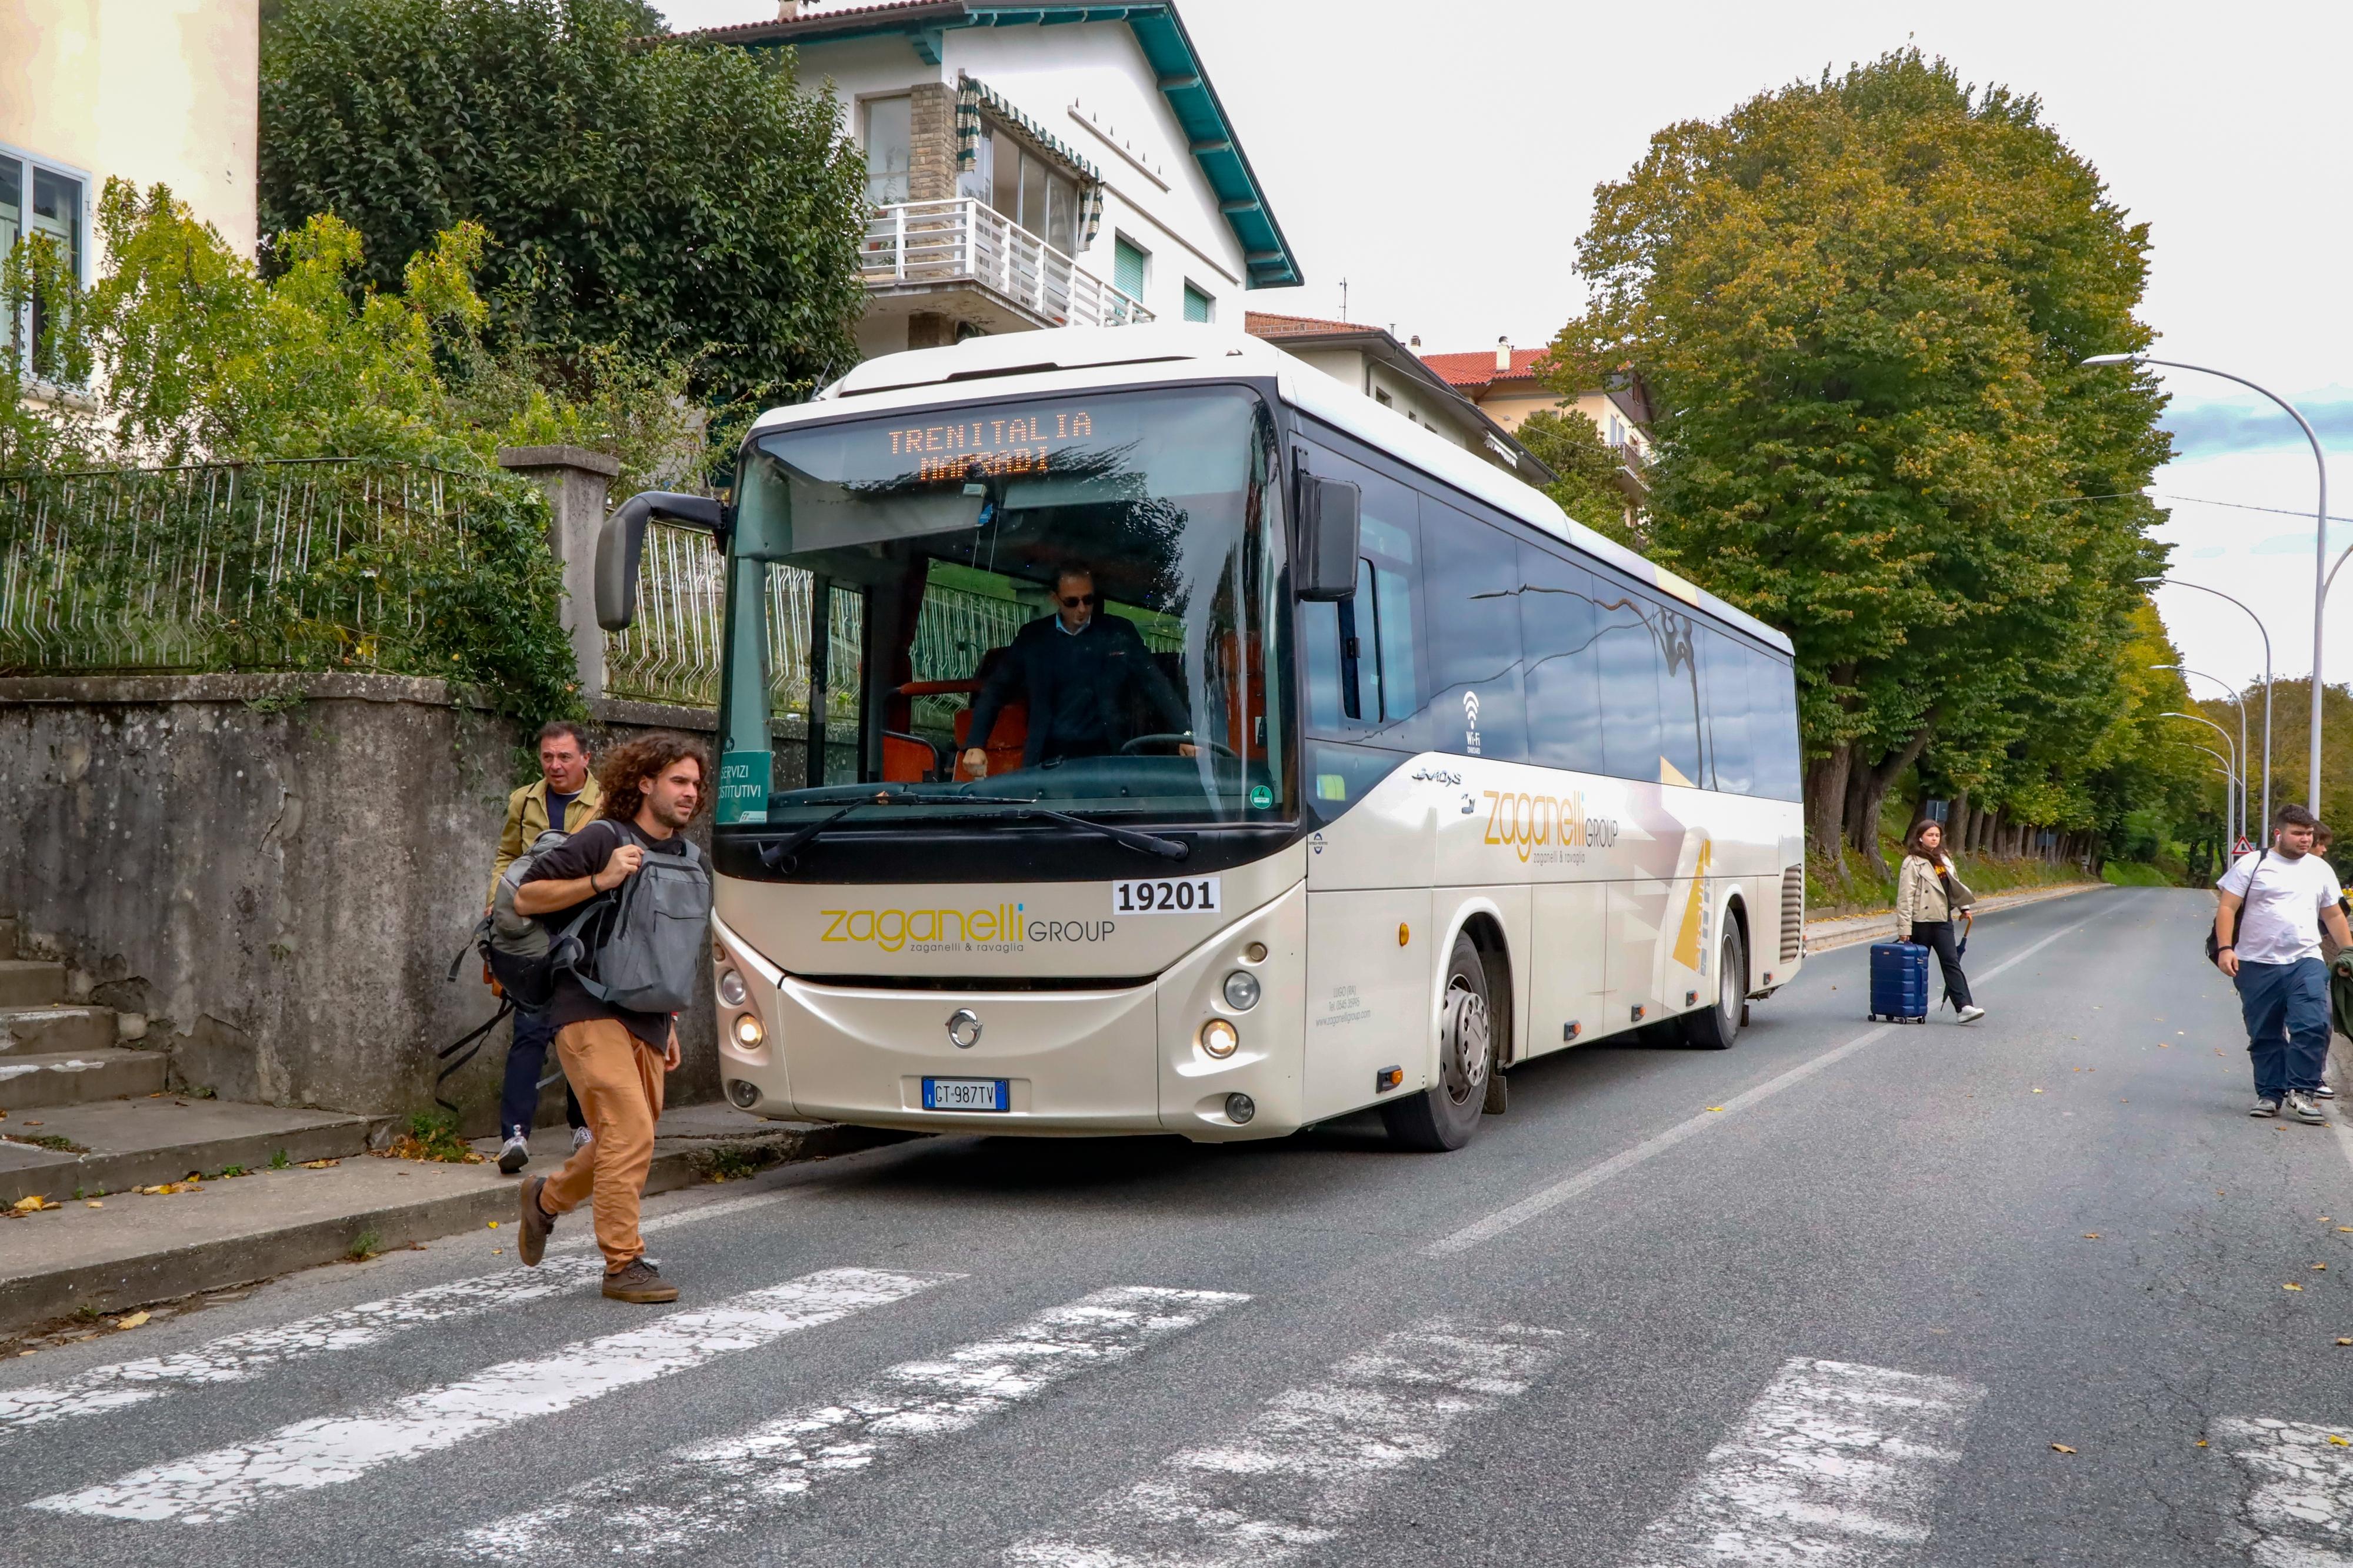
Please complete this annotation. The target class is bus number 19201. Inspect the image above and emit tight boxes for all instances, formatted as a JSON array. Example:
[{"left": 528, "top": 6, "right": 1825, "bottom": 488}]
[{"left": 1112, "top": 877, "right": 1222, "bottom": 915}]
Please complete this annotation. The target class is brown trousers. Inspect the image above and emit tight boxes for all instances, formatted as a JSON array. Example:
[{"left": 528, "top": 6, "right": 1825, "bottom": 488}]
[{"left": 541, "top": 1018, "right": 667, "bottom": 1272}]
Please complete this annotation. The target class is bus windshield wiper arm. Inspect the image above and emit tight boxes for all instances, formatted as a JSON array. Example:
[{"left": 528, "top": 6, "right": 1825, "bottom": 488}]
[
  {"left": 758, "top": 789, "right": 914, "bottom": 870},
  {"left": 756, "top": 790, "right": 1185, "bottom": 865},
  {"left": 972, "top": 801, "right": 1191, "bottom": 861}
]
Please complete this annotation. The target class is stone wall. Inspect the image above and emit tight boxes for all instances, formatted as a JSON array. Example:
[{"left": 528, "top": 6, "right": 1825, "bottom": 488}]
[{"left": 0, "top": 672, "right": 726, "bottom": 1129}]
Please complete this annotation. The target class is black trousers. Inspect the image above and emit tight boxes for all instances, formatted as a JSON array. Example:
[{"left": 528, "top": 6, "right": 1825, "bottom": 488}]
[{"left": 1909, "top": 920, "right": 1974, "bottom": 1009}]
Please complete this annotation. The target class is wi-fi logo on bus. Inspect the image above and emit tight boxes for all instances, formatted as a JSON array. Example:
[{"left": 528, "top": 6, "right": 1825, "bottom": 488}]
[{"left": 1462, "top": 690, "right": 1481, "bottom": 726}]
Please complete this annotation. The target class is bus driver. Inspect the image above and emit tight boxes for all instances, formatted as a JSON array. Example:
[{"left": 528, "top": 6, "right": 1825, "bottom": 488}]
[{"left": 960, "top": 565, "right": 1196, "bottom": 776}]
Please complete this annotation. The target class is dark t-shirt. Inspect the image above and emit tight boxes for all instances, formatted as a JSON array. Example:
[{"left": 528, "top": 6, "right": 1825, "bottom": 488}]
[
  {"left": 521, "top": 818, "right": 688, "bottom": 1050},
  {"left": 965, "top": 613, "right": 1189, "bottom": 768},
  {"left": 545, "top": 789, "right": 578, "bottom": 830}
]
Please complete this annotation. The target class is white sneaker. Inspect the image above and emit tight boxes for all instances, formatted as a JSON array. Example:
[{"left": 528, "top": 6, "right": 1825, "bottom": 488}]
[
  {"left": 496, "top": 1131, "right": 531, "bottom": 1175},
  {"left": 1955, "top": 1005, "right": 1986, "bottom": 1024},
  {"left": 2287, "top": 1092, "right": 2329, "bottom": 1125},
  {"left": 2250, "top": 1097, "right": 2281, "bottom": 1118},
  {"left": 572, "top": 1126, "right": 595, "bottom": 1153},
  {"left": 2315, "top": 1083, "right": 2337, "bottom": 1100}
]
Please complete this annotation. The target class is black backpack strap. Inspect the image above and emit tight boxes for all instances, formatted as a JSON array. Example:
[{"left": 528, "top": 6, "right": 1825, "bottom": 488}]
[{"left": 432, "top": 997, "right": 514, "bottom": 1115}]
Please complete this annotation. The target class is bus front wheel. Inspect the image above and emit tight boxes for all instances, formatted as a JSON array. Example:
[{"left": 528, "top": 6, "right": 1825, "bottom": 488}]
[
  {"left": 1383, "top": 931, "right": 1494, "bottom": 1152},
  {"left": 1682, "top": 923, "right": 1746, "bottom": 1050}
]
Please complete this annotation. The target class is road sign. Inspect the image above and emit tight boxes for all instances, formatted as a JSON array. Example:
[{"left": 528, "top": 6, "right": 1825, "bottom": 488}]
[{"left": 2233, "top": 837, "right": 2255, "bottom": 856}]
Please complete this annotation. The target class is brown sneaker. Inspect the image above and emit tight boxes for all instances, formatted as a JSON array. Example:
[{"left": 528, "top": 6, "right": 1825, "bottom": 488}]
[
  {"left": 602, "top": 1259, "right": 678, "bottom": 1303},
  {"left": 517, "top": 1176, "right": 555, "bottom": 1267}
]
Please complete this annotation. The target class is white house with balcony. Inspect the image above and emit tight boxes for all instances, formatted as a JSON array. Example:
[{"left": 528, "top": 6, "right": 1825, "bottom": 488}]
[{"left": 688, "top": 0, "right": 1300, "bottom": 361}]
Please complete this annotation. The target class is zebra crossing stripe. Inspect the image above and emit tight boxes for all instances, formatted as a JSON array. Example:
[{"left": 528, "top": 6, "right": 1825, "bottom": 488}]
[
  {"left": 2215, "top": 1416, "right": 2353, "bottom": 1564},
  {"left": 1004, "top": 1319, "right": 1568, "bottom": 1567},
  {"left": 1628, "top": 1357, "right": 1985, "bottom": 1567},
  {"left": 431, "top": 1285, "right": 1249, "bottom": 1564},
  {"left": 0, "top": 1186, "right": 805, "bottom": 1443},
  {"left": 27, "top": 1266, "right": 951, "bottom": 1524}
]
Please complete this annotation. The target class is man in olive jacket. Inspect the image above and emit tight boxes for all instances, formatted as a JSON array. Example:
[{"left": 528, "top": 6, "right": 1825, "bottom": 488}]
[{"left": 490, "top": 721, "right": 604, "bottom": 1172}]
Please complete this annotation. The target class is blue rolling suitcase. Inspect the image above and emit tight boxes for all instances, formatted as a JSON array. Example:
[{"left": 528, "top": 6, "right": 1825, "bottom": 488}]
[{"left": 1868, "top": 941, "right": 1929, "bottom": 1023}]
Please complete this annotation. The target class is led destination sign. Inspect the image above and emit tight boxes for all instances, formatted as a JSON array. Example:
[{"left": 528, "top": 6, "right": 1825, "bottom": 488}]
[{"left": 888, "top": 408, "right": 1098, "bottom": 485}]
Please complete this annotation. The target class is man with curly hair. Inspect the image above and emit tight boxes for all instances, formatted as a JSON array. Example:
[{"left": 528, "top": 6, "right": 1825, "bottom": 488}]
[{"left": 509, "top": 732, "right": 709, "bottom": 1303}]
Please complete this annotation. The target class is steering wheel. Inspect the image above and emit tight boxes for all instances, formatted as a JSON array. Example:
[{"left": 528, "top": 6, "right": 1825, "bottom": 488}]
[{"left": 1119, "top": 733, "right": 1240, "bottom": 759}]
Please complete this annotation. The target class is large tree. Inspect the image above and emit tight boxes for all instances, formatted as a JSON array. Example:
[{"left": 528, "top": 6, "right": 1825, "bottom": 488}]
[
  {"left": 1551, "top": 51, "right": 2184, "bottom": 873},
  {"left": 261, "top": 0, "right": 868, "bottom": 423}
]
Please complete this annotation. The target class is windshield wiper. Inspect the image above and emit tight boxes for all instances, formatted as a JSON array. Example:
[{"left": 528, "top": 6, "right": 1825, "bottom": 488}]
[{"left": 755, "top": 789, "right": 1189, "bottom": 866}]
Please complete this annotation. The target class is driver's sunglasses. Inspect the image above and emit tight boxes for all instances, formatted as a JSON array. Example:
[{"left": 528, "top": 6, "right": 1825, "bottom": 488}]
[{"left": 1059, "top": 593, "right": 1099, "bottom": 608}]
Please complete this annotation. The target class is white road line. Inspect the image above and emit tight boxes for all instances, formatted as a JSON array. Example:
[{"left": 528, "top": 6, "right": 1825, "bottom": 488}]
[
  {"left": 434, "top": 1285, "right": 1249, "bottom": 1564},
  {"left": 0, "top": 1186, "right": 804, "bottom": 1443},
  {"left": 1428, "top": 912, "right": 2099, "bottom": 1255},
  {"left": 1628, "top": 1358, "right": 1985, "bottom": 1567},
  {"left": 2216, "top": 1416, "right": 2353, "bottom": 1565},
  {"left": 28, "top": 1266, "right": 951, "bottom": 1524},
  {"left": 1004, "top": 1319, "right": 1568, "bottom": 1568}
]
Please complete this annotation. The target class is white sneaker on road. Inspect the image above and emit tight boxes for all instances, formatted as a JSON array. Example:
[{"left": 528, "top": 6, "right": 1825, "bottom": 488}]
[
  {"left": 2315, "top": 1083, "right": 2337, "bottom": 1100},
  {"left": 2286, "top": 1092, "right": 2329, "bottom": 1124},
  {"left": 1955, "top": 1005, "right": 1986, "bottom": 1024},
  {"left": 2250, "top": 1098, "right": 2281, "bottom": 1118},
  {"left": 572, "top": 1126, "right": 595, "bottom": 1153},
  {"left": 496, "top": 1130, "right": 530, "bottom": 1175}
]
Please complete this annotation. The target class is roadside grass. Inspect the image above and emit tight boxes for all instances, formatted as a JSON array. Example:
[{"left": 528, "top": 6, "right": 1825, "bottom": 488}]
[
  {"left": 1808, "top": 813, "right": 2097, "bottom": 919},
  {"left": 2101, "top": 860, "right": 2177, "bottom": 888}
]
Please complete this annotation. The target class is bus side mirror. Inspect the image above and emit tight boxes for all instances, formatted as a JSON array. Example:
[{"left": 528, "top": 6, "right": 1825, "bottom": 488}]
[
  {"left": 595, "top": 491, "right": 728, "bottom": 630},
  {"left": 1294, "top": 473, "right": 1361, "bottom": 602}
]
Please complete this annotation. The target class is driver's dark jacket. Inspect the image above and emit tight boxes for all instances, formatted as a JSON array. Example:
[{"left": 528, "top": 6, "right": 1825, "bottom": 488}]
[{"left": 965, "top": 612, "right": 1189, "bottom": 768}]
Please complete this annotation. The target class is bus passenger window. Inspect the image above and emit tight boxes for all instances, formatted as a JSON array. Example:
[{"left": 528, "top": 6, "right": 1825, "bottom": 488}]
[
  {"left": 1701, "top": 629, "right": 1755, "bottom": 794},
  {"left": 1421, "top": 500, "right": 1525, "bottom": 763},
  {"left": 1748, "top": 649, "right": 1803, "bottom": 800},
  {"left": 1595, "top": 588, "right": 1661, "bottom": 783},
  {"left": 1518, "top": 544, "right": 1602, "bottom": 772},
  {"left": 1657, "top": 608, "right": 1701, "bottom": 788}
]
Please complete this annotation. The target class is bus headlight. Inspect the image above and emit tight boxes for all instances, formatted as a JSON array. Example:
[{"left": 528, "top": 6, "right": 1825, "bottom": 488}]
[
  {"left": 1221, "top": 970, "right": 1261, "bottom": 1010},
  {"left": 716, "top": 968, "right": 748, "bottom": 1008},
  {"left": 1199, "top": 1018, "right": 1239, "bottom": 1058},
  {"left": 732, "top": 1012, "right": 765, "bottom": 1049}
]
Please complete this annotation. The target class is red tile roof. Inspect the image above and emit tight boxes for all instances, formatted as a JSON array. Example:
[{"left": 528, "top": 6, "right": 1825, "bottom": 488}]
[
  {"left": 1242, "top": 311, "right": 1359, "bottom": 339},
  {"left": 1418, "top": 346, "right": 1556, "bottom": 392}
]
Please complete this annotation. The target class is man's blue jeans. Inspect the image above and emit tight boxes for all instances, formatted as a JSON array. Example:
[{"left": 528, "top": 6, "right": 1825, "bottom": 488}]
[
  {"left": 500, "top": 1006, "right": 584, "bottom": 1140},
  {"left": 2232, "top": 956, "right": 2330, "bottom": 1103}
]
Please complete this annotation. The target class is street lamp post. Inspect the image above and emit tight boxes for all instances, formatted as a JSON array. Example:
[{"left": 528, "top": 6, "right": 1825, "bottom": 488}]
[
  {"left": 2089, "top": 356, "right": 2325, "bottom": 809},
  {"left": 2164, "top": 711, "right": 2242, "bottom": 846},
  {"left": 2187, "top": 743, "right": 2242, "bottom": 850},
  {"left": 2139, "top": 576, "right": 2271, "bottom": 832},
  {"left": 2155, "top": 665, "right": 2251, "bottom": 838}
]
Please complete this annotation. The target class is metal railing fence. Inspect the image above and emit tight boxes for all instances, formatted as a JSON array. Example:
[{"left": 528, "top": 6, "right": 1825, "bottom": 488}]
[
  {"left": 0, "top": 460, "right": 514, "bottom": 675},
  {"left": 862, "top": 199, "right": 1154, "bottom": 329}
]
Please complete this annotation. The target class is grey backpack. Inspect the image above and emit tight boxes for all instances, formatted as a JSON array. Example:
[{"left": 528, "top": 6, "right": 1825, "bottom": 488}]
[
  {"left": 468, "top": 828, "right": 595, "bottom": 1010},
  {"left": 572, "top": 836, "right": 712, "bottom": 1015}
]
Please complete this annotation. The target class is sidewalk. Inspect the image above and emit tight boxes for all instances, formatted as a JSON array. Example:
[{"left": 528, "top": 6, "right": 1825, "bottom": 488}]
[
  {"left": 1801, "top": 879, "right": 2111, "bottom": 956},
  {"left": 0, "top": 1103, "right": 900, "bottom": 1339}
]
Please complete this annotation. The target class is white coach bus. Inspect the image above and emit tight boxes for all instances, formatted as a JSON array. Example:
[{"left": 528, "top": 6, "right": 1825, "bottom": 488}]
[{"left": 596, "top": 326, "right": 1805, "bottom": 1152}]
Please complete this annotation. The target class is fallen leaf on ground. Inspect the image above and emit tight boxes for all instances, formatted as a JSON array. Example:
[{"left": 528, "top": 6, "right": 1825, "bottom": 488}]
[
  {"left": 113, "top": 1312, "right": 148, "bottom": 1330},
  {"left": 2315, "top": 1264, "right": 2328, "bottom": 1271},
  {"left": 486, "top": 1220, "right": 499, "bottom": 1229},
  {"left": 2197, "top": 1439, "right": 2208, "bottom": 1447},
  {"left": 2285, "top": 1283, "right": 2305, "bottom": 1291},
  {"left": 84, "top": 1200, "right": 101, "bottom": 1209},
  {"left": 2338, "top": 1337, "right": 2352, "bottom": 1346},
  {"left": 1705, "top": 1106, "right": 1724, "bottom": 1113},
  {"left": 2334, "top": 1435, "right": 2351, "bottom": 1447},
  {"left": 2052, "top": 1443, "right": 2077, "bottom": 1453},
  {"left": 299, "top": 1158, "right": 339, "bottom": 1169},
  {"left": 2084, "top": 1233, "right": 2101, "bottom": 1239},
  {"left": 11, "top": 1195, "right": 54, "bottom": 1212},
  {"left": 2033, "top": 1089, "right": 2044, "bottom": 1094}
]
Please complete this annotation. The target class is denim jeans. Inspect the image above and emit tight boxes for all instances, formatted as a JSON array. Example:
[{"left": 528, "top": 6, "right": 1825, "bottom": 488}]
[
  {"left": 501, "top": 1006, "right": 585, "bottom": 1140},
  {"left": 2232, "top": 956, "right": 2330, "bottom": 1102}
]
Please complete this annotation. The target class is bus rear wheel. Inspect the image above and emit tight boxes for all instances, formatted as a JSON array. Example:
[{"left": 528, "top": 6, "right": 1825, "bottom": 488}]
[
  {"left": 1682, "top": 923, "right": 1745, "bottom": 1050},
  {"left": 1384, "top": 931, "right": 1494, "bottom": 1152}
]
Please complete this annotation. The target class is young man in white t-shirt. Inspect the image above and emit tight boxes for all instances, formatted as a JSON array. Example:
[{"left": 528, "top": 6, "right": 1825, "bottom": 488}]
[{"left": 2215, "top": 805, "right": 2351, "bottom": 1122}]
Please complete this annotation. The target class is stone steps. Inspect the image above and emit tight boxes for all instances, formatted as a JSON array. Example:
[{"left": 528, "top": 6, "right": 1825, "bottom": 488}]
[
  {"left": 0, "top": 1048, "right": 168, "bottom": 1109},
  {"left": 0, "top": 1095, "right": 386, "bottom": 1205}
]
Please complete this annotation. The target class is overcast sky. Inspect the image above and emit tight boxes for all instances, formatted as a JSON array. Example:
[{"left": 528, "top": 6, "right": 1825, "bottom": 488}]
[{"left": 661, "top": 0, "right": 2353, "bottom": 699}]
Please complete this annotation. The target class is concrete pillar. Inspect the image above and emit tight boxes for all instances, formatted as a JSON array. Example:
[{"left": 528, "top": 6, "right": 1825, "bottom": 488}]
[{"left": 496, "top": 445, "right": 621, "bottom": 700}]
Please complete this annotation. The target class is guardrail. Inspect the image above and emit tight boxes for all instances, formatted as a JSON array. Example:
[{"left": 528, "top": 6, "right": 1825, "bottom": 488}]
[{"left": 862, "top": 198, "right": 1153, "bottom": 329}]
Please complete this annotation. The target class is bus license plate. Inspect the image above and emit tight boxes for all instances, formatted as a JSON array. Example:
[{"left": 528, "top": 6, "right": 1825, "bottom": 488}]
[
  {"left": 922, "top": 1077, "right": 1009, "bottom": 1112},
  {"left": 1112, "top": 876, "right": 1222, "bottom": 915}
]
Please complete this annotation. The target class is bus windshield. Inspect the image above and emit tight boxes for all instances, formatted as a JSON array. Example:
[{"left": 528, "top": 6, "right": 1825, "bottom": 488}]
[{"left": 716, "top": 385, "right": 1291, "bottom": 829}]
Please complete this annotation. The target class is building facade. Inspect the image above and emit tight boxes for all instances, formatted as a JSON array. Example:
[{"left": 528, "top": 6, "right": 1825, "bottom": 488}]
[
  {"left": 0, "top": 0, "right": 261, "bottom": 292},
  {"left": 1419, "top": 338, "right": 1654, "bottom": 511},
  {"left": 697, "top": 1, "right": 1301, "bottom": 362}
]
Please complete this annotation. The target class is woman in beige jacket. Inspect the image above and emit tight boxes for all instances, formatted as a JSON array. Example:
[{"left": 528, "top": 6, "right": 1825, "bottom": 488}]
[{"left": 1895, "top": 819, "right": 1985, "bottom": 1022}]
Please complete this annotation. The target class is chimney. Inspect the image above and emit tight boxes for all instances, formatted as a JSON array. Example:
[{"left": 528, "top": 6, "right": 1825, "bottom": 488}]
[
  {"left": 1495, "top": 335, "right": 1512, "bottom": 373},
  {"left": 1409, "top": 334, "right": 1421, "bottom": 349},
  {"left": 778, "top": 1, "right": 802, "bottom": 18}
]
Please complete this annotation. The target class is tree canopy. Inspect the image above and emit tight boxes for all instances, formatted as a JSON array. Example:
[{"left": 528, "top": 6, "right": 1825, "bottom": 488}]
[
  {"left": 1550, "top": 49, "right": 2194, "bottom": 873},
  {"left": 260, "top": 0, "right": 868, "bottom": 427}
]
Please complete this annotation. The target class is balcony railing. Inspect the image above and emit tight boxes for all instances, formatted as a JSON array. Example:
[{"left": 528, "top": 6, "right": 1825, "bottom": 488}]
[{"left": 862, "top": 199, "right": 1154, "bottom": 329}]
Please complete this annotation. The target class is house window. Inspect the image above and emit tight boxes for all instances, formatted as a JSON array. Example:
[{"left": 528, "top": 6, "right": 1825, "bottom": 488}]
[
  {"left": 1182, "top": 282, "right": 1213, "bottom": 323},
  {"left": 862, "top": 96, "right": 912, "bottom": 206},
  {"left": 1607, "top": 412, "right": 1627, "bottom": 449},
  {"left": 1373, "top": 387, "right": 1393, "bottom": 408},
  {"left": 2, "top": 147, "right": 87, "bottom": 369},
  {"left": 1112, "top": 236, "right": 1146, "bottom": 301},
  {"left": 984, "top": 129, "right": 1079, "bottom": 254}
]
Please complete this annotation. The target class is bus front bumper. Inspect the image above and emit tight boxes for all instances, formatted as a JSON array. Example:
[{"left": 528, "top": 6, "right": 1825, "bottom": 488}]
[{"left": 711, "top": 886, "right": 1304, "bottom": 1141}]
